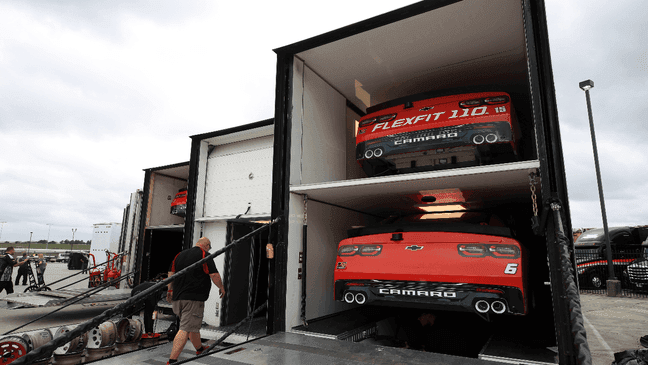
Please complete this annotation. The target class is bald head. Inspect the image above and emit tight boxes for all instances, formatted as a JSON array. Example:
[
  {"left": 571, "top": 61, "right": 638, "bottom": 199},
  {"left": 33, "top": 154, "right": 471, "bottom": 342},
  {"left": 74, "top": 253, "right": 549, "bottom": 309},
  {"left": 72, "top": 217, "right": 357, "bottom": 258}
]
[{"left": 196, "top": 237, "right": 211, "bottom": 251}]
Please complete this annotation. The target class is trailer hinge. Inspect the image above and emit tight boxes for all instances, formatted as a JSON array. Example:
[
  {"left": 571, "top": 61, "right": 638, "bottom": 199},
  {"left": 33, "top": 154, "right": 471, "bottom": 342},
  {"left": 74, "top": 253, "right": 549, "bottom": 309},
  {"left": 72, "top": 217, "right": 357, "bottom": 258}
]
[{"left": 532, "top": 196, "right": 562, "bottom": 236}]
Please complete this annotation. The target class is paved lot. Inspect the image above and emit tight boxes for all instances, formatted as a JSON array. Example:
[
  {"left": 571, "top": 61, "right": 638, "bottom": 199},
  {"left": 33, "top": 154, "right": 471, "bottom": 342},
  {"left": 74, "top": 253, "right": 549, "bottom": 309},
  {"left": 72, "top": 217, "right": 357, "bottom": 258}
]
[
  {"left": 581, "top": 292, "right": 648, "bottom": 364},
  {"left": 2, "top": 264, "right": 648, "bottom": 364},
  {"left": 1, "top": 261, "right": 91, "bottom": 295}
]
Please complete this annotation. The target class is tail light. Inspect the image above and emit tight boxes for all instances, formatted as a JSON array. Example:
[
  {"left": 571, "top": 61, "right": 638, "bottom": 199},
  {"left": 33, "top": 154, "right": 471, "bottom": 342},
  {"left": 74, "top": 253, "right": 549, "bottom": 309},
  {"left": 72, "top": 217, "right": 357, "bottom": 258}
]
[
  {"left": 459, "top": 99, "right": 482, "bottom": 108},
  {"left": 360, "top": 245, "right": 382, "bottom": 256},
  {"left": 459, "top": 95, "right": 510, "bottom": 108},
  {"left": 484, "top": 96, "right": 509, "bottom": 105},
  {"left": 359, "top": 113, "right": 397, "bottom": 127},
  {"left": 489, "top": 245, "right": 520, "bottom": 258},
  {"left": 337, "top": 244, "right": 383, "bottom": 256},
  {"left": 338, "top": 245, "right": 359, "bottom": 256},
  {"left": 458, "top": 244, "right": 487, "bottom": 257},
  {"left": 458, "top": 243, "right": 521, "bottom": 259}
]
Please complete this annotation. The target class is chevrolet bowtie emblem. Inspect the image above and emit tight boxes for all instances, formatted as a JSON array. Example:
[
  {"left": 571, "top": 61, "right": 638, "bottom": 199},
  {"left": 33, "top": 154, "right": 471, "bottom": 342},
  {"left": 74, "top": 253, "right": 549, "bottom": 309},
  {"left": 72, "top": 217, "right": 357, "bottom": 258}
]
[
  {"left": 406, "top": 245, "right": 424, "bottom": 251},
  {"left": 419, "top": 106, "right": 434, "bottom": 111}
]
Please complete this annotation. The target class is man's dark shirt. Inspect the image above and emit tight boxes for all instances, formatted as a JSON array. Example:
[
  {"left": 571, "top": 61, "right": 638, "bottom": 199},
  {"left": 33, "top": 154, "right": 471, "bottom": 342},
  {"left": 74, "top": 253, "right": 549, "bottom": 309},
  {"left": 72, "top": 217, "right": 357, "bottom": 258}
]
[
  {"left": 0, "top": 254, "right": 17, "bottom": 282},
  {"left": 170, "top": 247, "right": 217, "bottom": 302},
  {"left": 17, "top": 256, "right": 29, "bottom": 273}
]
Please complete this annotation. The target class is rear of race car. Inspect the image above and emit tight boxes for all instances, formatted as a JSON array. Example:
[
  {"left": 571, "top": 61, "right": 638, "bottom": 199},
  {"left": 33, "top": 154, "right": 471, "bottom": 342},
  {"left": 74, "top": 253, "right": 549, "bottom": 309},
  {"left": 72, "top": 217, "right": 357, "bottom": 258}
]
[
  {"left": 334, "top": 230, "right": 527, "bottom": 319},
  {"left": 170, "top": 188, "right": 187, "bottom": 217},
  {"left": 356, "top": 91, "right": 520, "bottom": 176}
]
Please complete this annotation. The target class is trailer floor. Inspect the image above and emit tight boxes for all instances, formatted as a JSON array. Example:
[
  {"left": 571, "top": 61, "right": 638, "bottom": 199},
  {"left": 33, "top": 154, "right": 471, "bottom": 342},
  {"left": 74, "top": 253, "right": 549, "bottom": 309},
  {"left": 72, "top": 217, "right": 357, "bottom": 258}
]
[
  {"left": 190, "top": 332, "right": 512, "bottom": 364},
  {"left": 91, "top": 331, "right": 510, "bottom": 365}
]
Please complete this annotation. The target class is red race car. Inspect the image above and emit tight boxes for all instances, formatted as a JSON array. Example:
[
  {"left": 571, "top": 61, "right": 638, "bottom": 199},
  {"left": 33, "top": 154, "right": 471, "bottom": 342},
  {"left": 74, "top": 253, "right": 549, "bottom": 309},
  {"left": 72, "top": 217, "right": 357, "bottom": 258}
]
[
  {"left": 356, "top": 90, "right": 520, "bottom": 176},
  {"left": 170, "top": 188, "right": 187, "bottom": 217},
  {"left": 334, "top": 213, "right": 527, "bottom": 319}
]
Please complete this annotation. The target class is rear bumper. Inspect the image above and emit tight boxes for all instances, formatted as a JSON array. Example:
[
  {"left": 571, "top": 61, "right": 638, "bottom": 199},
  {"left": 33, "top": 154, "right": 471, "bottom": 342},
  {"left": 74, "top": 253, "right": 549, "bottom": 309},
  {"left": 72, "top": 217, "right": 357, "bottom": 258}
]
[
  {"left": 357, "top": 121, "right": 513, "bottom": 161},
  {"left": 335, "top": 279, "right": 526, "bottom": 316}
]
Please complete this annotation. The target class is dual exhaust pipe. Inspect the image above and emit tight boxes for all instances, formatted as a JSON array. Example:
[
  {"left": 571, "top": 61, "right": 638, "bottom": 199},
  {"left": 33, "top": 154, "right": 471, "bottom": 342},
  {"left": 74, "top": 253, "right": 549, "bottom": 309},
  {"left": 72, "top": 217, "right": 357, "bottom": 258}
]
[
  {"left": 364, "top": 148, "right": 384, "bottom": 159},
  {"left": 345, "top": 290, "right": 507, "bottom": 314},
  {"left": 475, "top": 299, "right": 506, "bottom": 314},
  {"left": 472, "top": 133, "right": 498, "bottom": 145},
  {"left": 344, "top": 291, "right": 367, "bottom": 305}
]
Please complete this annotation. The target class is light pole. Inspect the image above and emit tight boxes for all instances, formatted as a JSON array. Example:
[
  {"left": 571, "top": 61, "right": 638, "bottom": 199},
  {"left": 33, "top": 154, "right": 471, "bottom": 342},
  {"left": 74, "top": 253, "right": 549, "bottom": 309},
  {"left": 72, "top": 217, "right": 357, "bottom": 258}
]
[
  {"left": 47, "top": 223, "right": 53, "bottom": 250},
  {"left": 579, "top": 79, "right": 618, "bottom": 295},
  {"left": 71, "top": 228, "right": 77, "bottom": 252},
  {"left": 0, "top": 222, "right": 6, "bottom": 242}
]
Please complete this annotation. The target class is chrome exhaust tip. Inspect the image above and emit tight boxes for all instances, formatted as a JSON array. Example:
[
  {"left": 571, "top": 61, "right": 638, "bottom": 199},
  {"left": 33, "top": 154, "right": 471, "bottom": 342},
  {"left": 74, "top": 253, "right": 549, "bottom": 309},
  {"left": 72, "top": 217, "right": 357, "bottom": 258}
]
[
  {"left": 472, "top": 134, "right": 485, "bottom": 144},
  {"left": 355, "top": 292, "right": 367, "bottom": 305},
  {"left": 485, "top": 133, "right": 498, "bottom": 143},
  {"left": 475, "top": 300, "right": 490, "bottom": 313},
  {"left": 491, "top": 300, "right": 506, "bottom": 314},
  {"left": 344, "top": 291, "right": 355, "bottom": 304},
  {"left": 373, "top": 148, "right": 383, "bottom": 158},
  {"left": 364, "top": 150, "right": 374, "bottom": 159}
]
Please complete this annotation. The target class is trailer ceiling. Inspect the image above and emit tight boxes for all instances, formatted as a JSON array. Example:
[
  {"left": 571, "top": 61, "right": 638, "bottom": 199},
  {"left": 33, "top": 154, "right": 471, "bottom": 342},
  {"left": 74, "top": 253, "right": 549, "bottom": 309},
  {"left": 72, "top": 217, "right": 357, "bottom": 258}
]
[
  {"left": 296, "top": 0, "right": 527, "bottom": 110},
  {"left": 149, "top": 164, "right": 190, "bottom": 180}
]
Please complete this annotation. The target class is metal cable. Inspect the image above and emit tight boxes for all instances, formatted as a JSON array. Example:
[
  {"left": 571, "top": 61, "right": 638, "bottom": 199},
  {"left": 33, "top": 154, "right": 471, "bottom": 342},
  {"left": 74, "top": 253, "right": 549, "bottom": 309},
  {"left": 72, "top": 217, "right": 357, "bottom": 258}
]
[
  {"left": 223, "top": 222, "right": 235, "bottom": 326},
  {"left": 3, "top": 272, "right": 135, "bottom": 335},
  {"left": 11, "top": 218, "right": 279, "bottom": 364},
  {"left": 247, "top": 235, "right": 255, "bottom": 318},
  {"left": 551, "top": 204, "right": 592, "bottom": 365},
  {"left": 246, "top": 232, "right": 263, "bottom": 341}
]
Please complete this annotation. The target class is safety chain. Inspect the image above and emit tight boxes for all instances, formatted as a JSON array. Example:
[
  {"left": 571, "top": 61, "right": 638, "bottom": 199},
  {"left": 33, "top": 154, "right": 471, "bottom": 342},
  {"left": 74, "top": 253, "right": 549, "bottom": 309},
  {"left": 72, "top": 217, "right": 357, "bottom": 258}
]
[
  {"left": 529, "top": 172, "right": 540, "bottom": 217},
  {"left": 303, "top": 195, "right": 308, "bottom": 225}
]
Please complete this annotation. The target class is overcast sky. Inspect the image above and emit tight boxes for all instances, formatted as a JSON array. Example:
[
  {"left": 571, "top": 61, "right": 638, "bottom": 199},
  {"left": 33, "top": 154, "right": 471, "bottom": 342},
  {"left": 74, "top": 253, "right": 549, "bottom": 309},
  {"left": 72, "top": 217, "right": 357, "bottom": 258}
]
[{"left": 1, "top": 0, "right": 646, "bottom": 242}]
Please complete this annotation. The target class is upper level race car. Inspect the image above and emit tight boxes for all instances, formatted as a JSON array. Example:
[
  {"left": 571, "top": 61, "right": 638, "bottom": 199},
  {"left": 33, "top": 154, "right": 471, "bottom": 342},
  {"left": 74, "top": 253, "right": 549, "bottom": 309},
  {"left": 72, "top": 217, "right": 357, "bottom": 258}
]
[
  {"left": 170, "top": 188, "right": 187, "bottom": 218},
  {"left": 333, "top": 212, "right": 527, "bottom": 320},
  {"left": 356, "top": 90, "right": 520, "bottom": 176}
]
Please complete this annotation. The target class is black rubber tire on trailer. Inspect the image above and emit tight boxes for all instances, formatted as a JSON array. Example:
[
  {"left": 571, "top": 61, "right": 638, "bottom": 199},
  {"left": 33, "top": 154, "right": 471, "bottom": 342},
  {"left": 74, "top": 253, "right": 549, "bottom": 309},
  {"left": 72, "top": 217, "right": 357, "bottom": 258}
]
[
  {"left": 37, "top": 286, "right": 52, "bottom": 291},
  {"left": 24, "top": 285, "right": 39, "bottom": 292}
]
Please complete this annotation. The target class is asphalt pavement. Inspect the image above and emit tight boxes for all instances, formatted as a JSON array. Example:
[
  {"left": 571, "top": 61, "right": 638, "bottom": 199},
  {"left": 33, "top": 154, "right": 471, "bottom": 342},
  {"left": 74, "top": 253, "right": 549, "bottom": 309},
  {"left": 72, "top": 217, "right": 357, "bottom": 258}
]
[
  {"left": 581, "top": 292, "right": 648, "bottom": 364},
  {"left": 1, "top": 263, "right": 647, "bottom": 364}
]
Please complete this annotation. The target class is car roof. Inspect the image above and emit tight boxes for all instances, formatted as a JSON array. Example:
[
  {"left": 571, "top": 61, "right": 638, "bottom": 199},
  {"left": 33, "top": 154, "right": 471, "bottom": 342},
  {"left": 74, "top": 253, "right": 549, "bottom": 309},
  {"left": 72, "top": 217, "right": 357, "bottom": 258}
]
[{"left": 575, "top": 227, "right": 632, "bottom": 243}]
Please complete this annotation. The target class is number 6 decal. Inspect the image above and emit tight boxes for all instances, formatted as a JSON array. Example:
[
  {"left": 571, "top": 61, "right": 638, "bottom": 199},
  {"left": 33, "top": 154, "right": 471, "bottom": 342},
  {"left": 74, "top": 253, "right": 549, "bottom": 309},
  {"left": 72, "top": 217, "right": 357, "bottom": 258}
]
[{"left": 505, "top": 263, "right": 518, "bottom": 275}]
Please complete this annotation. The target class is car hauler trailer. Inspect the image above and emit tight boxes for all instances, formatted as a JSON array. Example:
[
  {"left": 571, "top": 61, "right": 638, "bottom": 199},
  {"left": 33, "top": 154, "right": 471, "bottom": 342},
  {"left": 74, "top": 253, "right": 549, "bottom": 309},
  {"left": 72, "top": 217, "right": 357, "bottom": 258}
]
[
  {"left": 132, "top": 162, "right": 190, "bottom": 285},
  {"left": 184, "top": 119, "right": 274, "bottom": 328},
  {"left": 269, "top": 0, "right": 589, "bottom": 364}
]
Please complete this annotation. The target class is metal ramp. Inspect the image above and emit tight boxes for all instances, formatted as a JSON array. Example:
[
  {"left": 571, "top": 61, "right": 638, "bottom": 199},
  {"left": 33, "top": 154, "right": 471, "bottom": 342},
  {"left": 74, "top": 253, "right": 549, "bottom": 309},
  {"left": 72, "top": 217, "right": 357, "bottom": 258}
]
[{"left": 202, "top": 332, "right": 507, "bottom": 365}]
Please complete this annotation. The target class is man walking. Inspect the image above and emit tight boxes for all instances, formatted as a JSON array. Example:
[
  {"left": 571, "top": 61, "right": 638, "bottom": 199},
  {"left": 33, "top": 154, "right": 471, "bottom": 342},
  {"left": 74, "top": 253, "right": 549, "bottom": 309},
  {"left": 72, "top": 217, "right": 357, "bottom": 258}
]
[
  {"left": 166, "top": 237, "right": 225, "bottom": 364},
  {"left": 14, "top": 253, "right": 29, "bottom": 286},
  {"left": 1, "top": 247, "right": 29, "bottom": 295}
]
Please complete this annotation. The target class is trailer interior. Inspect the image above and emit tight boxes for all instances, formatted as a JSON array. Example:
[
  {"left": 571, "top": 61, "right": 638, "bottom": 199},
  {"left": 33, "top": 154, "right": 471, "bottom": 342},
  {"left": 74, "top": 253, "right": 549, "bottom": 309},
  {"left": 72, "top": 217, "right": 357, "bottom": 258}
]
[
  {"left": 275, "top": 0, "right": 561, "bottom": 362},
  {"left": 137, "top": 163, "right": 189, "bottom": 284}
]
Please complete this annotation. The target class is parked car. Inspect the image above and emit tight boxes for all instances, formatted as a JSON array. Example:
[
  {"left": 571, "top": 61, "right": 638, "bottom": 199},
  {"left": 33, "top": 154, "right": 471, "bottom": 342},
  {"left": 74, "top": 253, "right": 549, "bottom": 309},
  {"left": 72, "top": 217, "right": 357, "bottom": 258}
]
[
  {"left": 56, "top": 252, "right": 71, "bottom": 263},
  {"left": 355, "top": 89, "right": 520, "bottom": 176},
  {"left": 575, "top": 226, "right": 648, "bottom": 289},
  {"left": 334, "top": 211, "right": 527, "bottom": 320},
  {"left": 626, "top": 244, "right": 648, "bottom": 289}
]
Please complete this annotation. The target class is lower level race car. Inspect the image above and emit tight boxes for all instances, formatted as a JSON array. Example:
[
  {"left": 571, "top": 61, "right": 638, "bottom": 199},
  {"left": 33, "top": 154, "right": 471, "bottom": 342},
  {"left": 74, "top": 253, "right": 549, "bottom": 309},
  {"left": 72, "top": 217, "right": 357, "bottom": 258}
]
[{"left": 334, "top": 213, "right": 527, "bottom": 320}]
